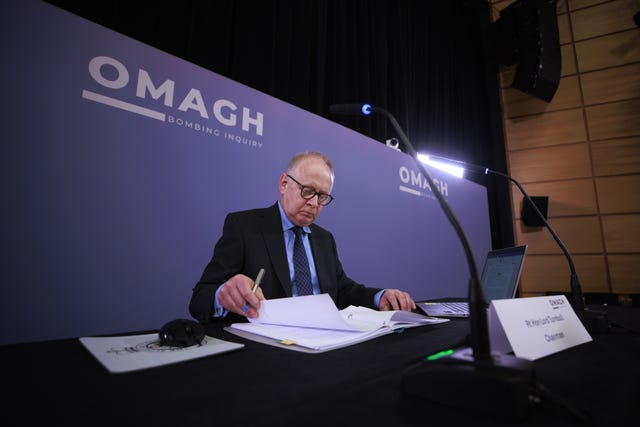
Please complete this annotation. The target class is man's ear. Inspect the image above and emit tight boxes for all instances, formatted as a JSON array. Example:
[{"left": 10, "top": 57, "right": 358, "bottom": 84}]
[{"left": 278, "top": 173, "right": 288, "bottom": 193}]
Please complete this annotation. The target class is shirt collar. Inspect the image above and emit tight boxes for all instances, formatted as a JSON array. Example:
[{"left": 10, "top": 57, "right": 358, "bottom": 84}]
[{"left": 278, "top": 201, "right": 311, "bottom": 234}]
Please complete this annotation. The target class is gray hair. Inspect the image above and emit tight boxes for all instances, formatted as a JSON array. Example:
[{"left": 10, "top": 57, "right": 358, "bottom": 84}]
[{"left": 286, "top": 151, "right": 334, "bottom": 177}]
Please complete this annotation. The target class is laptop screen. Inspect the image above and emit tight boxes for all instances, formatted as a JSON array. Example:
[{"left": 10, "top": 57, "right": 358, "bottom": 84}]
[{"left": 480, "top": 245, "right": 527, "bottom": 301}]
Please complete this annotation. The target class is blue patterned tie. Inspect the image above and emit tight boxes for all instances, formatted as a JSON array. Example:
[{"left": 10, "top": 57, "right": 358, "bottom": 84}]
[{"left": 292, "top": 226, "right": 313, "bottom": 296}]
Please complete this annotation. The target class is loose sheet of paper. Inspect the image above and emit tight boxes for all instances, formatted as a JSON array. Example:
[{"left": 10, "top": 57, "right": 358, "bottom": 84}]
[{"left": 79, "top": 333, "right": 244, "bottom": 373}]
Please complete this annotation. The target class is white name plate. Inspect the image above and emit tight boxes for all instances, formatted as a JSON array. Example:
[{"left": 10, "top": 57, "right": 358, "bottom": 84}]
[{"left": 488, "top": 295, "right": 592, "bottom": 360}]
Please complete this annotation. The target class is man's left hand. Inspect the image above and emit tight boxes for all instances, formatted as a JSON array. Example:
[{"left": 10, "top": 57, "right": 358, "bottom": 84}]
[{"left": 379, "top": 289, "right": 416, "bottom": 311}]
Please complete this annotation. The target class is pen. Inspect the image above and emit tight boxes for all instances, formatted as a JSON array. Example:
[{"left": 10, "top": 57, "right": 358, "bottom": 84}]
[
  {"left": 243, "top": 268, "right": 265, "bottom": 312},
  {"left": 251, "top": 268, "right": 265, "bottom": 293}
]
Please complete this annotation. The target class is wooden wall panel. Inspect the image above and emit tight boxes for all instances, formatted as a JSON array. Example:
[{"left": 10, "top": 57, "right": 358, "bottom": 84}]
[
  {"left": 505, "top": 109, "right": 586, "bottom": 150},
  {"left": 557, "top": 1, "right": 568, "bottom": 14},
  {"left": 499, "top": 65, "right": 515, "bottom": 89},
  {"left": 602, "top": 214, "right": 640, "bottom": 252},
  {"left": 501, "top": 87, "right": 546, "bottom": 117},
  {"left": 561, "top": 44, "right": 577, "bottom": 76},
  {"left": 596, "top": 175, "right": 640, "bottom": 213},
  {"left": 608, "top": 255, "right": 640, "bottom": 294},
  {"left": 515, "top": 216, "right": 604, "bottom": 254},
  {"left": 575, "top": 29, "right": 640, "bottom": 72},
  {"left": 571, "top": 0, "right": 639, "bottom": 41},
  {"left": 568, "top": 0, "right": 609, "bottom": 11},
  {"left": 520, "top": 255, "right": 571, "bottom": 293},
  {"left": 574, "top": 255, "right": 610, "bottom": 293},
  {"left": 510, "top": 143, "right": 592, "bottom": 182},
  {"left": 585, "top": 99, "right": 640, "bottom": 140},
  {"left": 592, "top": 137, "right": 640, "bottom": 176},
  {"left": 510, "top": 179, "right": 598, "bottom": 218},
  {"left": 558, "top": 12, "right": 572, "bottom": 45},
  {"left": 581, "top": 63, "right": 640, "bottom": 105},
  {"left": 495, "top": 0, "right": 639, "bottom": 300},
  {"left": 502, "top": 75, "right": 581, "bottom": 118},
  {"left": 520, "top": 254, "right": 609, "bottom": 293},
  {"left": 491, "top": 0, "right": 511, "bottom": 13}
]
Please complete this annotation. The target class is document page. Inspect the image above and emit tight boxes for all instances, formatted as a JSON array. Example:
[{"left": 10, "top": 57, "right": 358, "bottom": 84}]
[
  {"left": 228, "top": 294, "right": 448, "bottom": 351},
  {"left": 231, "top": 323, "right": 386, "bottom": 351},
  {"left": 250, "top": 293, "right": 358, "bottom": 331}
]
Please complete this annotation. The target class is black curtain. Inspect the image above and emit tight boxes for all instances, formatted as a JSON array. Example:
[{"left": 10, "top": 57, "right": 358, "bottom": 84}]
[{"left": 45, "top": 0, "right": 514, "bottom": 249}]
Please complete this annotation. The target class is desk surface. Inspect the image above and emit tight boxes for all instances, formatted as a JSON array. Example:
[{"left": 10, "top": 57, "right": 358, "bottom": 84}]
[{"left": 3, "top": 306, "right": 639, "bottom": 427}]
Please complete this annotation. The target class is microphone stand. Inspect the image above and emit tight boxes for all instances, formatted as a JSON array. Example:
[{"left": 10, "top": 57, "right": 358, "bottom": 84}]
[
  {"left": 370, "top": 107, "right": 489, "bottom": 360},
  {"left": 457, "top": 161, "right": 610, "bottom": 334},
  {"left": 360, "top": 106, "right": 536, "bottom": 420}
]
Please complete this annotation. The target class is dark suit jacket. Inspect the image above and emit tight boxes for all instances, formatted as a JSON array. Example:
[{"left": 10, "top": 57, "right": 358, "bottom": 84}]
[{"left": 189, "top": 202, "right": 381, "bottom": 323}]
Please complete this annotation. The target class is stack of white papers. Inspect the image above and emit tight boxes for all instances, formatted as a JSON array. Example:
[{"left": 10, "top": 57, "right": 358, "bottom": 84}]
[{"left": 226, "top": 294, "right": 448, "bottom": 352}]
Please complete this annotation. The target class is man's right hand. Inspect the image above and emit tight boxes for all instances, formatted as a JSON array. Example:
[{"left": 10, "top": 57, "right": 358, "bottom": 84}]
[{"left": 218, "top": 274, "right": 265, "bottom": 318}]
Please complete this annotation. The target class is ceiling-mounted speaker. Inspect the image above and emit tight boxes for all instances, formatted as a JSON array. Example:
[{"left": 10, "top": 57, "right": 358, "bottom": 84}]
[{"left": 489, "top": 0, "right": 561, "bottom": 103}]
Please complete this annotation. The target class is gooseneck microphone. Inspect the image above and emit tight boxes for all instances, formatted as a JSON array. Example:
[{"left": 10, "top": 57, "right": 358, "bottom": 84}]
[
  {"left": 328, "top": 104, "right": 373, "bottom": 115},
  {"left": 446, "top": 158, "right": 610, "bottom": 334},
  {"left": 329, "top": 103, "right": 538, "bottom": 420},
  {"left": 331, "top": 103, "right": 491, "bottom": 359}
]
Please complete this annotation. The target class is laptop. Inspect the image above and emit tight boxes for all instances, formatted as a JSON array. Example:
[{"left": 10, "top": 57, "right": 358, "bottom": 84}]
[{"left": 418, "top": 245, "right": 528, "bottom": 318}]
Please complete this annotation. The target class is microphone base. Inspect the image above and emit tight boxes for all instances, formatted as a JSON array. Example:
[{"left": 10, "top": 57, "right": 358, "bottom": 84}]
[
  {"left": 577, "top": 307, "right": 610, "bottom": 334},
  {"left": 402, "top": 347, "right": 535, "bottom": 421}
]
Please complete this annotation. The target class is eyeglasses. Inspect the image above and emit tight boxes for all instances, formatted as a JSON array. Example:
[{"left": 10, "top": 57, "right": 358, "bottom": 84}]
[{"left": 286, "top": 174, "right": 334, "bottom": 206}]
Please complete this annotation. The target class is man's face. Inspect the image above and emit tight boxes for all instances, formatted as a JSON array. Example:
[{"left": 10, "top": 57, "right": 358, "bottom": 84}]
[{"left": 279, "top": 157, "right": 333, "bottom": 227}]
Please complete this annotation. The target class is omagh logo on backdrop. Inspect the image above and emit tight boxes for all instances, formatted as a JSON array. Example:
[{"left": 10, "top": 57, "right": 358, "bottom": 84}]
[
  {"left": 81, "top": 55, "right": 264, "bottom": 149},
  {"left": 398, "top": 166, "right": 450, "bottom": 200}
]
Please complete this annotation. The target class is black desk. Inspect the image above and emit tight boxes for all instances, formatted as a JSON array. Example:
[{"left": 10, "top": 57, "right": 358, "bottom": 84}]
[{"left": 3, "top": 306, "right": 639, "bottom": 427}]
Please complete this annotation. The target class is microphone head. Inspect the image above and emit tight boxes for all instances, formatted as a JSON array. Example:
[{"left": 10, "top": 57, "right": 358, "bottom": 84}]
[{"left": 329, "top": 103, "right": 372, "bottom": 115}]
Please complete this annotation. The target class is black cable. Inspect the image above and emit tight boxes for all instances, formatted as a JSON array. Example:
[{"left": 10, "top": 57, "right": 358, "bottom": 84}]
[{"left": 529, "top": 380, "right": 590, "bottom": 423}]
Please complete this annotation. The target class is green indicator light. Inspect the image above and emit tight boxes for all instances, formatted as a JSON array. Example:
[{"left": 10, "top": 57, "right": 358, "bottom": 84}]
[{"left": 426, "top": 349, "right": 454, "bottom": 361}]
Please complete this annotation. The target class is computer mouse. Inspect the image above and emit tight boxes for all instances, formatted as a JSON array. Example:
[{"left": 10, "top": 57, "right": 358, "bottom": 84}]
[{"left": 158, "top": 318, "right": 205, "bottom": 347}]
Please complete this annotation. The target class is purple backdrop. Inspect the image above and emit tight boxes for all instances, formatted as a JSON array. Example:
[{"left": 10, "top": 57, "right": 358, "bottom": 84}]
[{"left": 0, "top": 0, "right": 491, "bottom": 345}]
